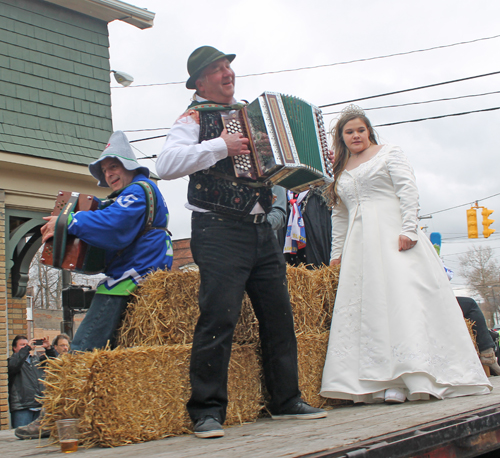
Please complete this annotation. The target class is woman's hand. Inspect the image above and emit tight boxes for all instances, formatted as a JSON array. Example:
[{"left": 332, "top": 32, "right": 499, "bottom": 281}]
[
  {"left": 399, "top": 235, "right": 417, "bottom": 251},
  {"left": 330, "top": 256, "right": 341, "bottom": 266}
]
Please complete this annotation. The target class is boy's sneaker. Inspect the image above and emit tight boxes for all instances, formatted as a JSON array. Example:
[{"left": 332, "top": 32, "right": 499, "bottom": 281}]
[
  {"left": 15, "top": 418, "right": 50, "bottom": 440},
  {"left": 193, "top": 416, "right": 224, "bottom": 438},
  {"left": 271, "top": 401, "right": 327, "bottom": 420}
]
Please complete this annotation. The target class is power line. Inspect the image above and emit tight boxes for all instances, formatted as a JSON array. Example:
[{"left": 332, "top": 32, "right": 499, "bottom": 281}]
[
  {"left": 323, "top": 90, "right": 500, "bottom": 116},
  {"left": 126, "top": 105, "right": 500, "bottom": 144},
  {"left": 319, "top": 71, "right": 500, "bottom": 108},
  {"left": 374, "top": 106, "right": 500, "bottom": 127},
  {"left": 420, "top": 191, "right": 500, "bottom": 218},
  {"left": 129, "top": 134, "right": 168, "bottom": 143},
  {"left": 124, "top": 127, "right": 170, "bottom": 133},
  {"left": 112, "top": 34, "right": 500, "bottom": 89}
]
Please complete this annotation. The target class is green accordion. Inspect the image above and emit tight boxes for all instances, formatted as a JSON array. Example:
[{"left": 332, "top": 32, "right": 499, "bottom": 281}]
[{"left": 221, "top": 92, "right": 333, "bottom": 192}]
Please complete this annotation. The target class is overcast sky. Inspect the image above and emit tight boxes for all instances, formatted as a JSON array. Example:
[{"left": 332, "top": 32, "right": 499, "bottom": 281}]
[{"left": 106, "top": 0, "right": 500, "bottom": 295}]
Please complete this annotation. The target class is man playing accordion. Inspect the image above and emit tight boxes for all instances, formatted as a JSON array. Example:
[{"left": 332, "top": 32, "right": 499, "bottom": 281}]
[
  {"left": 155, "top": 46, "right": 326, "bottom": 439},
  {"left": 41, "top": 131, "right": 173, "bottom": 352}
]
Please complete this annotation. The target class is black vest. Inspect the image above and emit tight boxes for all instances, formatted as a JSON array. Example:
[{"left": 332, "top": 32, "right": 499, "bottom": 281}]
[{"left": 187, "top": 110, "right": 273, "bottom": 218}]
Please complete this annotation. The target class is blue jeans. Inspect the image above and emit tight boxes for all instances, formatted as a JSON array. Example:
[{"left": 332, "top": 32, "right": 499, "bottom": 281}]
[
  {"left": 11, "top": 409, "right": 40, "bottom": 428},
  {"left": 71, "top": 294, "right": 130, "bottom": 352},
  {"left": 187, "top": 212, "right": 301, "bottom": 423}
]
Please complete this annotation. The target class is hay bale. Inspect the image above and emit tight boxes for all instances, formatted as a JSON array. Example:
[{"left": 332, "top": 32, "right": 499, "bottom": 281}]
[
  {"left": 42, "top": 344, "right": 263, "bottom": 447},
  {"left": 117, "top": 270, "right": 260, "bottom": 347},
  {"left": 226, "top": 343, "right": 264, "bottom": 425},
  {"left": 88, "top": 346, "right": 191, "bottom": 445},
  {"left": 117, "top": 270, "right": 200, "bottom": 347},
  {"left": 288, "top": 264, "right": 339, "bottom": 334},
  {"left": 296, "top": 333, "right": 349, "bottom": 409},
  {"left": 42, "top": 352, "right": 97, "bottom": 447},
  {"left": 313, "top": 264, "right": 340, "bottom": 330},
  {"left": 118, "top": 265, "right": 340, "bottom": 348},
  {"left": 465, "top": 318, "right": 479, "bottom": 354}
]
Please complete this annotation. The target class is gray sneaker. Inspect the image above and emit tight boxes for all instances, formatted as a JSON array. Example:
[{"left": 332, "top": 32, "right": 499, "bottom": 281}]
[
  {"left": 271, "top": 401, "right": 327, "bottom": 420},
  {"left": 193, "top": 416, "right": 224, "bottom": 438},
  {"left": 15, "top": 418, "right": 50, "bottom": 440}
]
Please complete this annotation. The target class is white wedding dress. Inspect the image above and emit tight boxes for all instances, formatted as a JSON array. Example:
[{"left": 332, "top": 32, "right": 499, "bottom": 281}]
[{"left": 320, "top": 145, "right": 491, "bottom": 402}]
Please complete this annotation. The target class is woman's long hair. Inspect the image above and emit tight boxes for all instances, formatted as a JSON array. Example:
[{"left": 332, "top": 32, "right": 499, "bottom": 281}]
[{"left": 325, "top": 109, "right": 378, "bottom": 206}]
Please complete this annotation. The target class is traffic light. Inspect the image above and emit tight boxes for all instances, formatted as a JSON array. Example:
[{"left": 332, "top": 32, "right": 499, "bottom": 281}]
[
  {"left": 466, "top": 208, "right": 478, "bottom": 238},
  {"left": 482, "top": 207, "right": 495, "bottom": 238}
]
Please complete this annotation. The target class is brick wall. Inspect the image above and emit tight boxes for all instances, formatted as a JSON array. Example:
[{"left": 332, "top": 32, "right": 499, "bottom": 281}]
[{"left": 171, "top": 238, "right": 194, "bottom": 270}]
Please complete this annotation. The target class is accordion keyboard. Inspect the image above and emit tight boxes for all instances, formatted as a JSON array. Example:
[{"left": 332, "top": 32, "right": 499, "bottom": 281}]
[{"left": 223, "top": 115, "right": 258, "bottom": 180}]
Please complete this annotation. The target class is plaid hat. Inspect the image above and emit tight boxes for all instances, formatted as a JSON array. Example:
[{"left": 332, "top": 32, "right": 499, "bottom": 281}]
[
  {"left": 89, "top": 131, "right": 150, "bottom": 187},
  {"left": 186, "top": 46, "right": 236, "bottom": 90}
]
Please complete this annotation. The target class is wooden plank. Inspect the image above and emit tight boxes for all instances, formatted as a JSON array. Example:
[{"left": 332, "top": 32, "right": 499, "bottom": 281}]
[{"left": 2, "top": 376, "right": 499, "bottom": 458}]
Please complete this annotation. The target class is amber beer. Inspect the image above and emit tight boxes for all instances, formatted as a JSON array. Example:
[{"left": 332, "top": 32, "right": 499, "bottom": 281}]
[
  {"left": 56, "top": 418, "right": 79, "bottom": 453},
  {"left": 60, "top": 439, "right": 78, "bottom": 453}
]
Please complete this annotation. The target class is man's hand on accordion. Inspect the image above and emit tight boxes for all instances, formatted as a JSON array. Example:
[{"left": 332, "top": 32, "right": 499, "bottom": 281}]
[
  {"left": 41, "top": 215, "right": 58, "bottom": 243},
  {"left": 220, "top": 128, "right": 250, "bottom": 157}
]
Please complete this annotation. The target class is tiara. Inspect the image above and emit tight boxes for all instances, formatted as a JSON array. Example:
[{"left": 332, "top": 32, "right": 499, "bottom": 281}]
[
  {"left": 329, "top": 104, "right": 367, "bottom": 139},
  {"left": 340, "top": 104, "right": 366, "bottom": 117}
]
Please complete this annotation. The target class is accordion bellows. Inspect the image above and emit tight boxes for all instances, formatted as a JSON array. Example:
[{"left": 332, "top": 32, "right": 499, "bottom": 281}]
[{"left": 222, "top": 92, "right": 333, "bottom": 192}]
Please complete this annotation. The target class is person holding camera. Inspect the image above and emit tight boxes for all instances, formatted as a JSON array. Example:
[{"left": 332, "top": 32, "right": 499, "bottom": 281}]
[{"left": 8, "top": 335, "right": 56, "bottom": 428}]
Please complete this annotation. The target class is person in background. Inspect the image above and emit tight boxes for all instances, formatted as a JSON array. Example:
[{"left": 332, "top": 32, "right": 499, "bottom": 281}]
[
  {"left": 156, "top": 45, "right": 326, "bottom": 439},
  {"left": 440, "top": 260, "right": 500, "bottom": 375},
  {"left": 268, "top": 185, "right": 287, "bottom": 237},
  {"left": 281, "top": 188, "right": 332, "bottom": 267},
  {"left": 14, "top": 335, "right": 71, "bottom": 439},
  {"left": 457, "top": 296, "right": 500, "bottom": 375},
  {"left": 8, "top": 335, "right": 55, "bottom": 428},
  {"left": 51, "top": 334, "right": 70, "bottom": 356},
  {"left": 320, "top": 105, "right": 491, "bottom": 404}
]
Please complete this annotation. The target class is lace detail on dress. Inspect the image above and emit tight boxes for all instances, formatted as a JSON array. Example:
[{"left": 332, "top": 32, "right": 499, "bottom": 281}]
[{"left": 328, "top": 272, "right": 362, "bottom": 360}]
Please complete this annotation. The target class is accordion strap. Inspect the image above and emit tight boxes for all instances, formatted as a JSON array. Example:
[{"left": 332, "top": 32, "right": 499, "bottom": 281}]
[
  {"left": 53, "top": 192, "right": 79, "bottom": 268},
  {"left": 107, "top": 181, "right": 171, "bottom": 241}
]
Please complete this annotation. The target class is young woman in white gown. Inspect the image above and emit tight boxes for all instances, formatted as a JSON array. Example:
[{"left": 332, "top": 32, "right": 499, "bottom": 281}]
[{"left": 320, "top": 105, "right": 491, "bottom": 404}]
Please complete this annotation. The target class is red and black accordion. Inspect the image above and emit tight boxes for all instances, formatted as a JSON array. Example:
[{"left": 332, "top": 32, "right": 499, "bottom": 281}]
[
  {"left": 41, "top": 191, "right": 106, "bottom": 274},
  {"left": 221, "top": 92, "right": 333, "bottom": 192}
]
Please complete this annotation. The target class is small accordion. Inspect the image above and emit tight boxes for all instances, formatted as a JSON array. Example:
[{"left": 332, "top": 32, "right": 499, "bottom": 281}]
[
  {"left": 41, "top": 191, "right": 107, "bottom": 274},
  {"left": 221, "top": 92, "right": 333, "bottom": 192}
]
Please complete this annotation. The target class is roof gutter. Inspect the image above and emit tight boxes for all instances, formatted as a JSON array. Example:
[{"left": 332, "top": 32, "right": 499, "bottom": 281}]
[{"left": 43, "top": 0, "right": 155, "bottom": 29}]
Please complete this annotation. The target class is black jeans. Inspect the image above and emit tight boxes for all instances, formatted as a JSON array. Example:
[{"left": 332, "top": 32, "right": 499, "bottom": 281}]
[
  {"left": 457, "top": 296, "right": 495, "bottom": 352},
  {"left": 188, "top": 212, "right": 301, "bottom": 423}
]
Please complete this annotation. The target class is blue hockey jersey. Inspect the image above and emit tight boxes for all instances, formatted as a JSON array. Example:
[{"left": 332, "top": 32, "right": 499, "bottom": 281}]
[{"left": 67, "top": 174, "right": 173, "bottom": 295}]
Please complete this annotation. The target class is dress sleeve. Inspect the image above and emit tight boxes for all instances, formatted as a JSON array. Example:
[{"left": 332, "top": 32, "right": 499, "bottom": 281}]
[
  {"left": 330, "top": 200, "right": 349, "bottom": 260},
  {"left": 155, "top": 111, "right": 228, "bottom": 180},
  {"left": 385, "top": 146, "right": 420, "bottom": 241}
]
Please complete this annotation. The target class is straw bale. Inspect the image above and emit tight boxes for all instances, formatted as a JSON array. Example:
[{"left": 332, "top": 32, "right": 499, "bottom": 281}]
[
  {"left": 226, "top": 343, "right": 264, "bottom": 425},
  {"left": 287, "top": 264, "right": 340, "bottom": 334},
  {"left": 117, "top": 265, "right": 341, "bottom": 348},
  {"left": 296, "top": 333, "right": 349, "bottom": 409},
  {"left": 42, "top": 344, "right": 263, "bottom": 448},
  {"left": 41, "top": 351, "right": 97, "bottom": 446},
  {"left": 117, "top": 269, "right": 200, "bottom": 347},
  {"left": 465, "top": 318, "right": 479, "bottom": 354},
  {"left": 117, "top": 269, "right": 260, "bottom": 347},
  {"left": 312, "top": 264, "right": 340, "bottom": 329}
]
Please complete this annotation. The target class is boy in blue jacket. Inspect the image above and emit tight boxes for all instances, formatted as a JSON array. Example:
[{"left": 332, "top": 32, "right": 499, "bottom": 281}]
[{"left": 41, "top": 131, "right": 173, "bottom": 351}]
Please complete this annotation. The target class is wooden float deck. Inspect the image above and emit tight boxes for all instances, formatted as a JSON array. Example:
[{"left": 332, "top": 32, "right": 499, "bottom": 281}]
[{"left": 2, "top": 376, "right": 500, "bottom": 458}]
